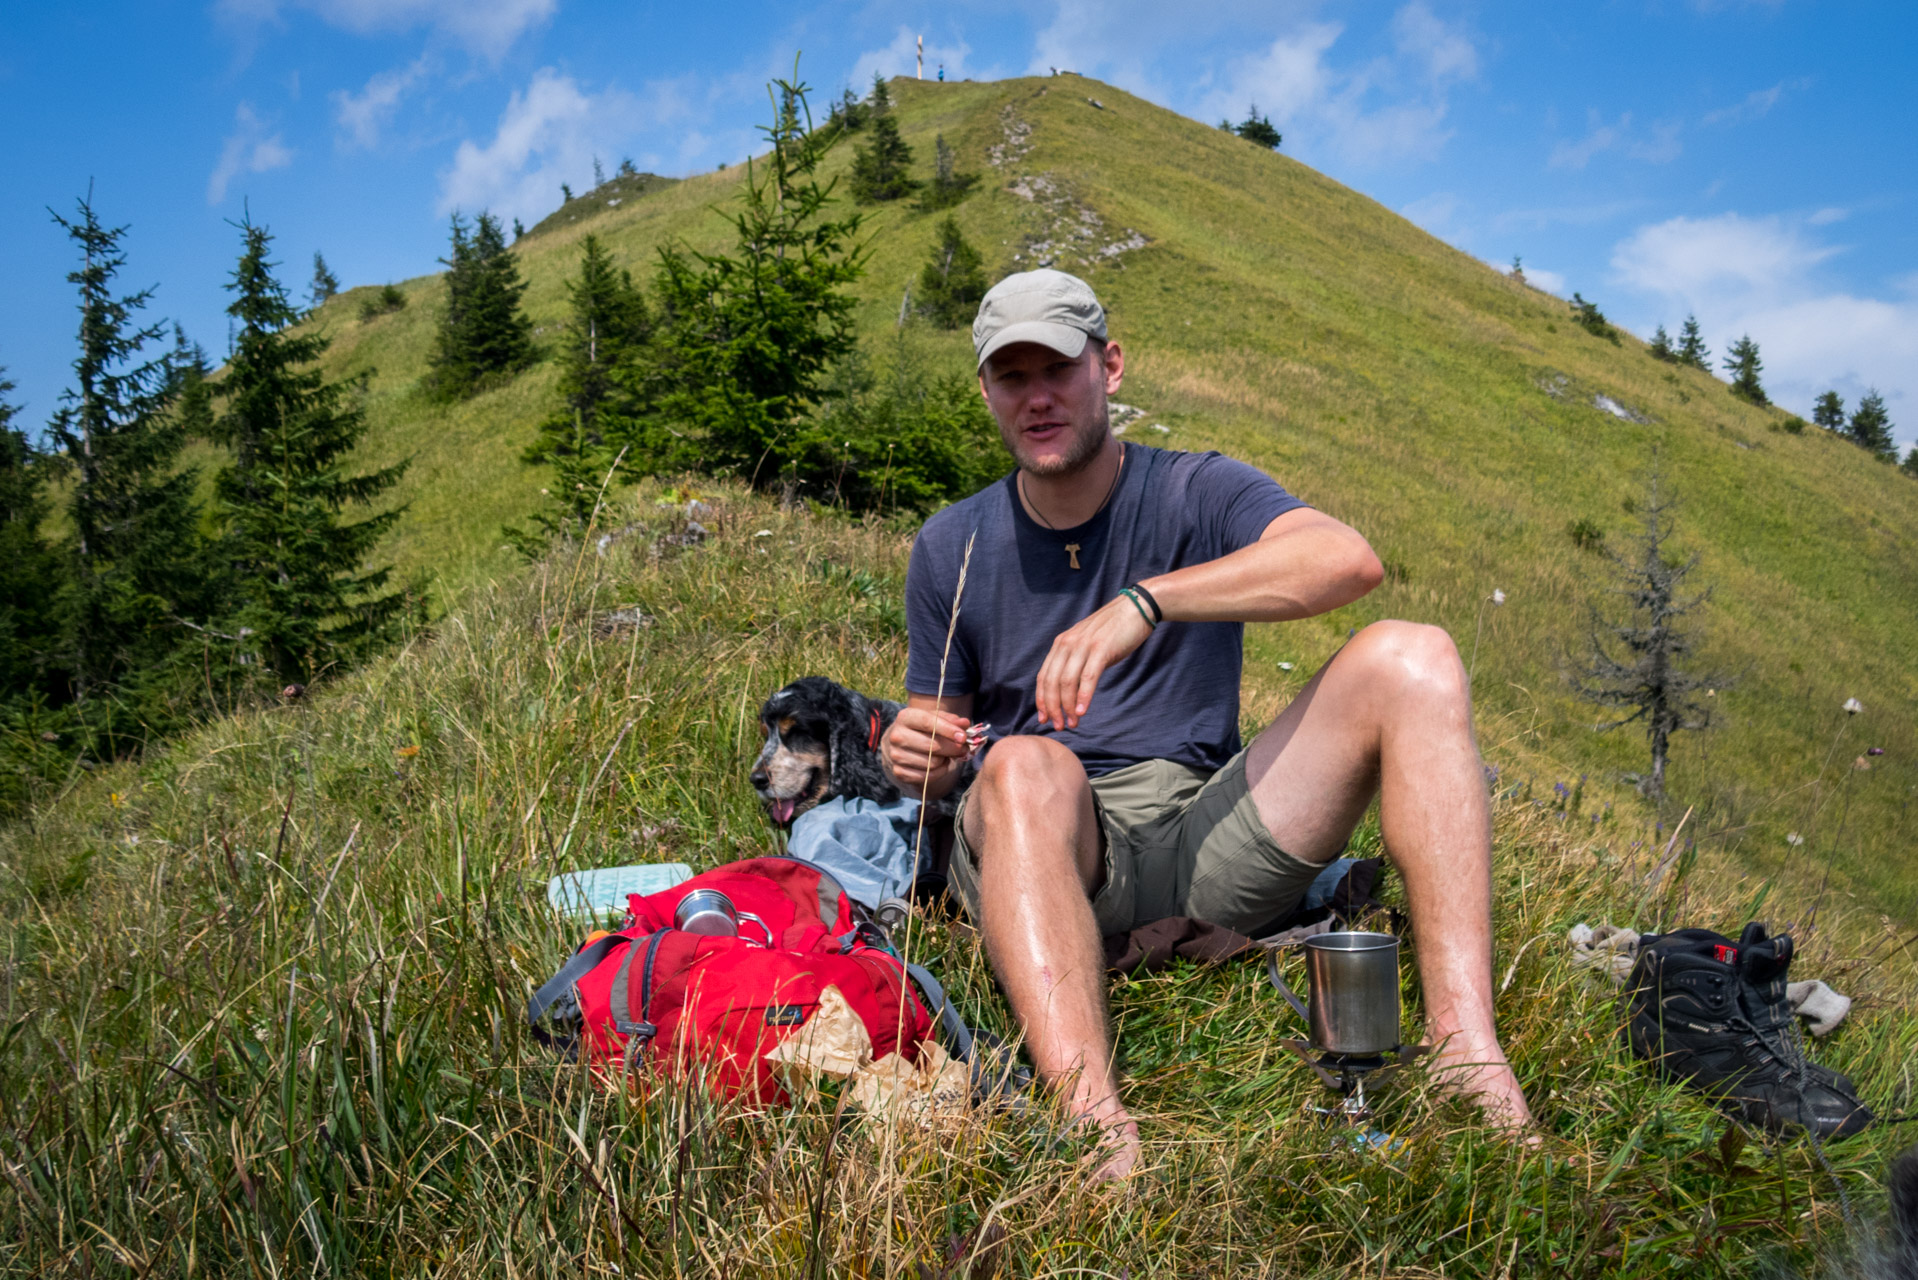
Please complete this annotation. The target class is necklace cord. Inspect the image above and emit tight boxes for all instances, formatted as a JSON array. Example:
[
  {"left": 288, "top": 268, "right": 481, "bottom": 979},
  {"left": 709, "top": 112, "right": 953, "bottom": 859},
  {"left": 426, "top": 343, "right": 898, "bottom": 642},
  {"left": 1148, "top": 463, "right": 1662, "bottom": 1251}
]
[{"left": 1019, "top": 440, "right": 1125, "bottom": 533}]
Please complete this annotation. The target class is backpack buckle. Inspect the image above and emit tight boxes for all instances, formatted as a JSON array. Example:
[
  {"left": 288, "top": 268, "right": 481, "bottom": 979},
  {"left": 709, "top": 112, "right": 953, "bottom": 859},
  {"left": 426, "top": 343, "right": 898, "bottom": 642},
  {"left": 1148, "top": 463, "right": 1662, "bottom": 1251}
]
[{"left": 615, "top": 1020, "right": 657, "bottom": 1042}]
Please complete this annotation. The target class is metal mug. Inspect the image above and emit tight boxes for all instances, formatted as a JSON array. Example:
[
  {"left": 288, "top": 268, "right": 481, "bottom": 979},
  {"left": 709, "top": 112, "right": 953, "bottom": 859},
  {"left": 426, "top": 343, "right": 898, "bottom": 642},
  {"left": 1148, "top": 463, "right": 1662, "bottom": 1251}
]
[
  {"left": 1302, "top": 931, "right": 1402, "bottom": 1057},
  {"left": 673, "top": 888, "right": 771, "bottom": 944}
]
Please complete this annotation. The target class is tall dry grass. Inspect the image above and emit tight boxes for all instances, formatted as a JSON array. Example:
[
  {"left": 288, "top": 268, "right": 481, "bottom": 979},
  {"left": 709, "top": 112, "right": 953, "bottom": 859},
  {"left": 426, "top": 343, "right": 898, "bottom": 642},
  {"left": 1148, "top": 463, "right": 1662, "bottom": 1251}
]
[{"left": 1, "top": 482, "right": 1913, "bottom": 1277}]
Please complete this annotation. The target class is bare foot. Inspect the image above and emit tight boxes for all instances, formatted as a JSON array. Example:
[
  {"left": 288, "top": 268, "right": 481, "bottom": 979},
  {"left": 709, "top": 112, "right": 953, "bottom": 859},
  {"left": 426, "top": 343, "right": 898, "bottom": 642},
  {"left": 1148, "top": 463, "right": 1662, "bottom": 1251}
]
[
  {"left": 1076, "top": 1097, "right": 1141, "bottom": 1183},
  {"left": 1427, "top": 1031, "right": 1534, "bottom": 1133}
]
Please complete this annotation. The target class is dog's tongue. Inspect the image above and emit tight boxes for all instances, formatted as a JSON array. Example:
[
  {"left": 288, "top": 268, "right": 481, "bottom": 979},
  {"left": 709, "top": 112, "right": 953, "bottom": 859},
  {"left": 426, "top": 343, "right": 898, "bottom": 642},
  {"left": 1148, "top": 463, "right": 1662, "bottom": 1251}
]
[{"left": 771, "top": 799, "right": 796, "bottom": 825}]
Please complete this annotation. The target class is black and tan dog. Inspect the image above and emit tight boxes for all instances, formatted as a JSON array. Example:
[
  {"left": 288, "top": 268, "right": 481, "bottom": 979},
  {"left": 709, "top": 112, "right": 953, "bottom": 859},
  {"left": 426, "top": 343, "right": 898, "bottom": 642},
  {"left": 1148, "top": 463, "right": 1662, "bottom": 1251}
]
[{"left": 750, "top": 677, "right": 904, "bottom": 827}]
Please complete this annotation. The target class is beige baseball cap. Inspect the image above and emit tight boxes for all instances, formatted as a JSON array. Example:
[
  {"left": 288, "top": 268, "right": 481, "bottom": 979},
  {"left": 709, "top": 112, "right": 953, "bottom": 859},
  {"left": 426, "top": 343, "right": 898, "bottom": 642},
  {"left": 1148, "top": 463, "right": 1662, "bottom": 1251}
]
[{"left": 972, "top": 268, "right": 1107, "bottom": 369}]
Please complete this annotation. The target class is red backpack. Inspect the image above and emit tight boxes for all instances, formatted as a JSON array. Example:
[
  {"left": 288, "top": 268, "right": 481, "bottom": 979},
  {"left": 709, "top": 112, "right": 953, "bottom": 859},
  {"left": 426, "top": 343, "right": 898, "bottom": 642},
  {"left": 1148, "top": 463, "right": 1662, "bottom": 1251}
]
[{"left": 527, "top": 857, "right": 972, "bottom": 1104}]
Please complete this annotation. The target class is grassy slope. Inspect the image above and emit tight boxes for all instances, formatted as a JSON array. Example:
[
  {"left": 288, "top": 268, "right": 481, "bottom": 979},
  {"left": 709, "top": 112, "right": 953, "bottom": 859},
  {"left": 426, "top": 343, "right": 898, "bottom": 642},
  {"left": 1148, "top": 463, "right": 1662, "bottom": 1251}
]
[
  {"left": 6, "top": 76, "right": 1916, "bottom": 1277},
  {"left": 2, "top": 482, "right": 1912, "bottom": 1276},
  {"left": 304, "top": 74, "right": 1916, "bottom": 919}
]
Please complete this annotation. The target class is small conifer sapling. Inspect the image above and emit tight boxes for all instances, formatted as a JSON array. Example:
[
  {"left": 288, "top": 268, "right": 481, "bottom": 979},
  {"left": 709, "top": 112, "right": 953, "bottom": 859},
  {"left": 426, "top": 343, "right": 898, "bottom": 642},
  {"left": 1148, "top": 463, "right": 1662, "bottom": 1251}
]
[
  {"left": 1648, "top": 324, "right": 1674, "bottom": 361},
  {"left": 1845, "top": 389, "right": 1895, "bottom": 460},
  {"left": 309, "top": 251, "right": 340, "bottom": 308},
  {"left": 1812, "top": 390, "right": 1845, "bottom": 432},
  {"left": 917, "top": 216, "right": 987, "bottom": 329},
  {"left": 1723, "top": 334, "right": 1766, "bottom": 404},
  {"left": 1676, "top": 315, "right": 1710, "bottom": 370},
  {"left": 1570, "top": 466, "right": 1726, "bottom": 800}
]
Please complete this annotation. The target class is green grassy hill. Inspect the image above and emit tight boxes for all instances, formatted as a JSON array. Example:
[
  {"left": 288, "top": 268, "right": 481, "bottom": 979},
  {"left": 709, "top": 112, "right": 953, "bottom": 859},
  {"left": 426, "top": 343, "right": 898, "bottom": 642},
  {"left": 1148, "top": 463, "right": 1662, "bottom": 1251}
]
[
  {"left": 3, "top": 75, "right": 1915, "bottom": 1278},
  {"left": 306, "top": 74, "right": 1918, "bottom": 921}
]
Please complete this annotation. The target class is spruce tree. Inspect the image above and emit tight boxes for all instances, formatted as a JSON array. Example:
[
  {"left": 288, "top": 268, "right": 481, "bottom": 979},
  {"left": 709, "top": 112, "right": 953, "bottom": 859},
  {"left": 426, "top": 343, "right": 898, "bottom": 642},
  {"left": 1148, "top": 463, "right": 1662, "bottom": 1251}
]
[
  {"left": 1570, "top": 293, "right": 1617, "bottom": 342},
  {"left": 1812, "top": 390, "right": 1846, "bottom": 432},
  {"left": 0, "top": 370, "right": 64, "bottom": 704},
  {"left": 916, "top": 134, "right": 980, "bottom": 211},
  {"left": 1233, "top": 105, "right": 1282, "bottom": 149},
  {"left": 519, "top": 234, "right": 650, "bottom": 543},
  {"left": 1902, "top": 446, "right": 1918, "bottom": 479},
  {"left": 211, "top": 218, "right": 408, "bottom": 681},
  {"left": 849, "top": 79, "right": 917, "bottom": 204},
  {"left": 626, "top": 71, "right": 866, "bottom": 486},
  {"left": 869, "top": 74, "right": 892, "bottom": 113},
  {"left": 429, "top": 211, "right": 533, "bottom": 400},
  {"left": 44, "top": 194, "right": 206, "bottom": 714},
  {"left": 1723, "top": 334, "right": 1766, "bottom": 404},
  {"left": 917, "top": 216, "right": 987, "bottom": 329},
  {"left": 1648, "top": 324, "right": 1674, "bottom": 361},
  {"left": 1677, "top": 315, "right": 1710, "bottom": 370},
  {"left": 1845, "top": 389, "right": 1895, "bottom": 461},
  {"left": 309, "top": 251, "right": 340, "bottom": 308}
]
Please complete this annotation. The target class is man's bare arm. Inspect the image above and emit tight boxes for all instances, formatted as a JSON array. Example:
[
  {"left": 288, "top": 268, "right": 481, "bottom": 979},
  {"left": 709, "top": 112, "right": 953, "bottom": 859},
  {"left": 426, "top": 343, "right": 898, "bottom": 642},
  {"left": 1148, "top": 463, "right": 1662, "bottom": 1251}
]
[
  {"left": 1144, "top": 507, "right": 1382, "bottom": 623},
  {"left": 1035, "top": 508, "right": 1382, "bottom": 729},
  {"left": 882, "top": 693, "right": 975, "bottom": 802}
]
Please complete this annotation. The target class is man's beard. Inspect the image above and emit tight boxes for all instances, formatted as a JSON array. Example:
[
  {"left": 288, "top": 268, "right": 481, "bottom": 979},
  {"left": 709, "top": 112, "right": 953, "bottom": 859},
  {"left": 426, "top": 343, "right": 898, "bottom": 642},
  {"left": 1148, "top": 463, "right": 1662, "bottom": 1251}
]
[{"left": 1003, "top": 400, "right": 1111, "bottom": 477}]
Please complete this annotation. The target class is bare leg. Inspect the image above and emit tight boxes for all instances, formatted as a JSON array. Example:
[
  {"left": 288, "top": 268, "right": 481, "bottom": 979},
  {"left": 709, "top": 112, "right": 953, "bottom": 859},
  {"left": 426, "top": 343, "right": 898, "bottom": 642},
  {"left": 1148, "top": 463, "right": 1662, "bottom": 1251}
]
[
  {"left": 964, "top": 735, "right": 1140, "bottom": 1178},
  {"left": 1242, "top": 621, "right": 1532, "bottom": 1126}
]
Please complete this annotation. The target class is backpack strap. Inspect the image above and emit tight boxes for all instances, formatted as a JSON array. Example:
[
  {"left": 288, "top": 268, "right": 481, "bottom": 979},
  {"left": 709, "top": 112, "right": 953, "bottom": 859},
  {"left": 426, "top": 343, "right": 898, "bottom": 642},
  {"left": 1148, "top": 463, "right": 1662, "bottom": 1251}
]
[
  {"left": 903, "top": 962, "right": 973, "bottom": 1062},
  {"left": 527, "top": 932, "right": 628, "bottom": 1026},
  {"left": 611, "top": 930, "right": 669, "bottom": 1043}
]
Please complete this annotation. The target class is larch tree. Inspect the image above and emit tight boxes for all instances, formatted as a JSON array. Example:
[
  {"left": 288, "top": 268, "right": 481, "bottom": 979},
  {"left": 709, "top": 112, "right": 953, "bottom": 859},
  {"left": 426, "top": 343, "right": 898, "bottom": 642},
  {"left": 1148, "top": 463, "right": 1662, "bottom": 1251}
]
[
  {"left": 1570, "top": 466, "right": 1725, "bottom": 801},
  {"left": 210, "top": 218, "right": 409, "bottom": 682}
]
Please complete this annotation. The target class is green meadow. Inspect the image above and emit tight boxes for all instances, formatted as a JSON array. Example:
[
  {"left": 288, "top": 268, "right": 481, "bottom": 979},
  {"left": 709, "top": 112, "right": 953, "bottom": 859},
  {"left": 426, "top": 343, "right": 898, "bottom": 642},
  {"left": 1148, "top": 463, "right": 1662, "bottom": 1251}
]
[{"left": 3, "top": 75, "right": 1915, "bottom": 1276}]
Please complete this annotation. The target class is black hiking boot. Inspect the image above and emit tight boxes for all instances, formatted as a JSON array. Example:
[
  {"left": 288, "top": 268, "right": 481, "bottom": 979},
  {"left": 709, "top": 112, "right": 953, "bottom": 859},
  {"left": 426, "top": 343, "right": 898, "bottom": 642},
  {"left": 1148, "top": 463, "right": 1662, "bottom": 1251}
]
[{"left": 1622, "top": 922, "right": 1873, "bottom": 1141}]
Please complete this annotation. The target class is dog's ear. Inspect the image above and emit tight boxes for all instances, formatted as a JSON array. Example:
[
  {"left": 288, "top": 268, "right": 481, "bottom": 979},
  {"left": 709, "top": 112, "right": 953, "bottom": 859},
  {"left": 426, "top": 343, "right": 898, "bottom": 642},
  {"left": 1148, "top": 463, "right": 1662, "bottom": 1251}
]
[{"left": 828, "top": 685, "right": 900, "bottom": 805}]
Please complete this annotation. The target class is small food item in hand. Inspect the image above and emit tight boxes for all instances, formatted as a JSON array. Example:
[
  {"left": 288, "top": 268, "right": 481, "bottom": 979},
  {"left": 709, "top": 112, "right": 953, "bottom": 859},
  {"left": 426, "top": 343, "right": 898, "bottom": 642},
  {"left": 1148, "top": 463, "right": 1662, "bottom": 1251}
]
[{"left": 965, "top": 722, "right": 991, "bottom": 757}]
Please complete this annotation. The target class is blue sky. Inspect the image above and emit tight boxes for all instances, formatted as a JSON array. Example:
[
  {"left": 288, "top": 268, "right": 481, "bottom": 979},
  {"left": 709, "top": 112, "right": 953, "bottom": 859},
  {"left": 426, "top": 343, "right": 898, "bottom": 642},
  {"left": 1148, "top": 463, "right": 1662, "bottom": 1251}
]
[{"left": 3, "top": 1, "right": 1913, "bottom": 452}]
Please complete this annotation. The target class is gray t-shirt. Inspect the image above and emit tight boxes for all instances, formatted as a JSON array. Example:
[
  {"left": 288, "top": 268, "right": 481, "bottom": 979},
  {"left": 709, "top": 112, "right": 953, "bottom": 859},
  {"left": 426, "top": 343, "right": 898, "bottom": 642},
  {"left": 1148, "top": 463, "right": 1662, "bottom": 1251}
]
[{"left": 904, "top": 444, "right": 1308, "bottom": 777}]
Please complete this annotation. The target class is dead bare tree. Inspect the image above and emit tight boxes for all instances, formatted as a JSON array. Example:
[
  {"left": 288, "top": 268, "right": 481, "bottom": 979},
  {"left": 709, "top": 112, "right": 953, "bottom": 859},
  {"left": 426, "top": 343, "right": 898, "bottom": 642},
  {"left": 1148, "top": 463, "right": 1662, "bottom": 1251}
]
[{"left": 1570, "top": 465, "right": 1727, "bottom": 800}]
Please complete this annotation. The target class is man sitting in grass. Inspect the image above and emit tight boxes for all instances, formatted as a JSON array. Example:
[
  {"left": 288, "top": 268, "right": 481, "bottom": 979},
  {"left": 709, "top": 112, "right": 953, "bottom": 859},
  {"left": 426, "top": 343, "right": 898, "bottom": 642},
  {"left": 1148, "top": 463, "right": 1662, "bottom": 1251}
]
[{"left": 882, "top": 268, "right": 1533, "bottom": 1180}]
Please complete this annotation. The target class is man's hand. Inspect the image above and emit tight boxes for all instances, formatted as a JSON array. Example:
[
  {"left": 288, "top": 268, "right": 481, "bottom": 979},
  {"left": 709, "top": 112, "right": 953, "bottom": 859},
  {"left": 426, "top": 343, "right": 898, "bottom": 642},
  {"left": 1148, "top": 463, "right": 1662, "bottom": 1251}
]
[
  {"left": 1036, "top": 594, "right": 1155, "bottom": 730},
  {"left": 884, "top": 705, "right": 973, "bottom": 794}
]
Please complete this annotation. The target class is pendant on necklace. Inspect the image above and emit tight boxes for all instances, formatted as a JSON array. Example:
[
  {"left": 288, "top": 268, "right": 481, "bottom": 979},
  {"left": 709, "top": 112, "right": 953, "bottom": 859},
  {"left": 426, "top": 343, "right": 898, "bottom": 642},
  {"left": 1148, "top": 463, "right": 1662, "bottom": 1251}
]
[{"left": 1065, "top": 542, "right": 1082, "bottom": 570}]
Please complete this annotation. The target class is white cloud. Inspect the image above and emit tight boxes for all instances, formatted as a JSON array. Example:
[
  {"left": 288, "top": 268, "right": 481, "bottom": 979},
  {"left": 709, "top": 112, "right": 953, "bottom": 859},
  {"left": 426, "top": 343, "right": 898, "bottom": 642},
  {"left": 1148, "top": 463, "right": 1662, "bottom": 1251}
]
[
  {"left": 207, "top": 102, "right": 293, "bottom": 205},
  {"left": 1701, "top": 78, "right": 1809, "bottom": 127},
  {"left": 1612, "top": 212, "right": 1917, "bottom": 449},
  {"left": 1807, "top": 206, "right": 1847, "bottom": 226},
  {"left": 332, "top": 56, "right": 431, "bottom": 149},
  {"left": 437, "top": 67, "right": 721, "bottom": 225},
  {"left": 220, "top": 0, "right": 552, "bottom": 59},
  {"left": 1522, "top": 265, "right": 1567, "bottom": 295},
  {"left": 1401, "top": 191, "right": 1461, "bottom": 238},
  {"left": 1199, "top": 3, "right": 1481, "bottom": 169},
  {"left": 849, "top": 27, "right": 973, "bottom": 91},
  {"left": 1550, "top": 111, "right": 1681, "bottom": 170}
]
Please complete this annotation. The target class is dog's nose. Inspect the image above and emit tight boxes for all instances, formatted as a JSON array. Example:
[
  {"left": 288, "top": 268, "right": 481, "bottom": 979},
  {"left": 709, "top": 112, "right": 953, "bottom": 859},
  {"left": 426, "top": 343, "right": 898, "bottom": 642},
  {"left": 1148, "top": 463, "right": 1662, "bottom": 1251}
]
[{"left": 750, "top": 769, "right": 769, "bottom": 790}]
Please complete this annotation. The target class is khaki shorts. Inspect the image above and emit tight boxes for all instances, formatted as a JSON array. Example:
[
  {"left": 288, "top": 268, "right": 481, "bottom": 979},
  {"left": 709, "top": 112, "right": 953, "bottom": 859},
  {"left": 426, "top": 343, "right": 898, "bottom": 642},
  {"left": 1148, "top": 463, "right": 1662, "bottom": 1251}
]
[{"left": 948, "top": 748, "right": 1326, "bottom": 937}]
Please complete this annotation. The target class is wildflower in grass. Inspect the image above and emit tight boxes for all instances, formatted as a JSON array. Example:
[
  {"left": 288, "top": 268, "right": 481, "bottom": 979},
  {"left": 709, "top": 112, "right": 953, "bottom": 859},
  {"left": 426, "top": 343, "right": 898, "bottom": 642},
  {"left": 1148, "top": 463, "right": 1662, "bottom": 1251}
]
[
  {"left": 1852, "top": 756, "right": 1871, "bottom": 771},
  {"left": 395, "top": 745, "right": 420, "bottom": 759},
  {"left": 1277, "top": 661, "right": 1294, "bottom": 671},
  {"left": 1491, "top": 588, "right": 1507, "bottom": 605},
  {"left": 1786, "top": 832, "right": 1804, "bottom": 846},
  {"left": 1867, "top": 746, "right": 1884, "bottom": 756},
  {"left": 1843, "top": 697, "right": 1863, "bottom": 714}
]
